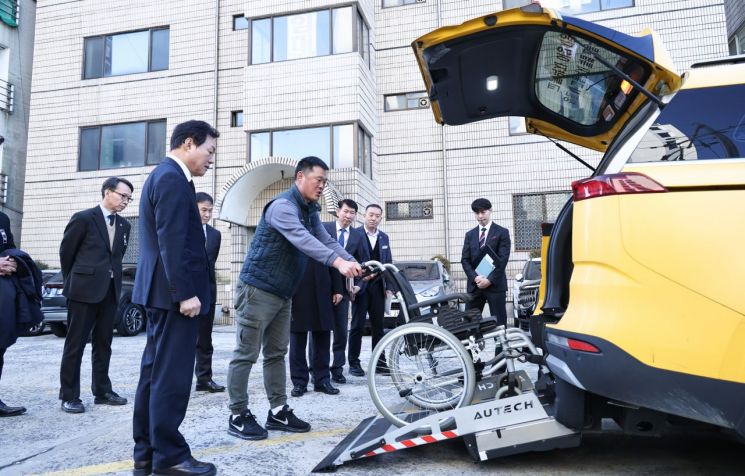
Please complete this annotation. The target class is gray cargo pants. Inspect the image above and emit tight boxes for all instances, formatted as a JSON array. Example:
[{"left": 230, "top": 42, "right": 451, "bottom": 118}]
[{"left": 227, "top": 281, "right": 291, "bottom": 414}]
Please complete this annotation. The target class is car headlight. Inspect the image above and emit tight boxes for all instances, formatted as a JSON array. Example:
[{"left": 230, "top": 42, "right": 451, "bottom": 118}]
[{"left": 418, "top": 286, "right": 441, "bottom": 298}]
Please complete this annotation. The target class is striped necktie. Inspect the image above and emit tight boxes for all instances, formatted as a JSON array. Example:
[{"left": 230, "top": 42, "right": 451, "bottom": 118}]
[{"left": 479, "top": 227, "right": 486, "bottom": 248}]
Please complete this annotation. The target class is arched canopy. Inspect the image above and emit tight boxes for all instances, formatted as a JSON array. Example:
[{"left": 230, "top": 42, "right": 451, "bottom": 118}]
[{"left": 216, "top": 156, "right": 342, "bottom": 226}]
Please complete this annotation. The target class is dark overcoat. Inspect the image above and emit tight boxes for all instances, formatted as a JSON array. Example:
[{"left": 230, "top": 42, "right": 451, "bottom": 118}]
[{"left": 291, "top": 258, "right": 343, "bottom": 332}]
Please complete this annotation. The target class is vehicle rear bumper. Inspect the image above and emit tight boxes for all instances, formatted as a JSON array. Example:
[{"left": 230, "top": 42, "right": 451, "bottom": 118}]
[{"left": 545, "top": 328, "right": 745, "bottom": 437}]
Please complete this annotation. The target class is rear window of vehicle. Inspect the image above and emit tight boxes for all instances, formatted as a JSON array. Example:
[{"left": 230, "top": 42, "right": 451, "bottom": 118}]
[
  {"left": 399, "top": 263, "right": 439, "bottom": 281},
  {"left": 523, "top": 260, "right": 541, "bottom": 281},
  {"left": 627, "top": 84, "right": 745, "bottom": 163}
]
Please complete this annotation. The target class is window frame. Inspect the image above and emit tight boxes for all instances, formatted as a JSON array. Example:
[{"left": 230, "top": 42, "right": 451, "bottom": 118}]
[
  {"left": 82, "top": 27, "right": 170, "bottom": 80},
  {"left": 512, "top": 191, "right": 571, "bottom": 251},
  {"left": 247, "top": 122, "right": 373, "bottom": 176},
  {"left": 385, "top": 199, "right": 434, "bottom": 221},
  {"left": 233, "top": 14, "right": 249, "bottom": 31},
  {"left": 502, "top": 0, "right": 634, "bottom": 14},
  {"left": 248, "top": 4, "right": 367, "bottom": 65},
  {"left": 231, "top": 110, "right": 244, "bottom": 128},
  {"left": 78, "top": 119, "right": 167, "bottom": 172},
  {"left": 382, "top": 0, "right": 419, "bottom": 9},
  {"left": 384, "top": 91, "right": 430, "bottom": 112}
]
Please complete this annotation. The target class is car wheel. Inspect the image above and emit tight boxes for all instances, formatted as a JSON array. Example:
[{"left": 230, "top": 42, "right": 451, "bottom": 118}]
[
  {"left": 49, "top": 322, "right": 67, "bottom": 338},
  {"left": 117, "top": 302, "right": 145, "bottom": 336},
  {"left": 24, "top": 322, "right": 45, "bottom": 336}
]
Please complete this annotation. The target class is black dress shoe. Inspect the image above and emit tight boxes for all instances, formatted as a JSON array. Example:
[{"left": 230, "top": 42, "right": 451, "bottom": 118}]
[
  {"left": 349, "top": 366, "right": 365, "bottom": 377},
  {"left": 61, "top": 399, "right": 85, "bottom": 413},
  {"left": 314, "top": 381, "right": 340, "bottom": 395},
  {"left": 94, "top": 391, "right": 128, "bottom": 405},
  {"left": 153, "top": 457, "right": 216, "bottom": 476},
  {"left": 195, "top": 380, "right": 225, "bottom": 393},
  {"left": 331, "top": 374, "right": 347, "bottom": 384},
  {"left": 290, "top": 385, "right": 307, "bottom": 397},
  {"left": 133, "top": 459, "right": 152, "bottom": 476},
  {"left": 0, "top": 399, "right": 26, "bottom": 417}
]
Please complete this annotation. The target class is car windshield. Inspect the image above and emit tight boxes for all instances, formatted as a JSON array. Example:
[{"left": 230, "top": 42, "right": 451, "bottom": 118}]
[
  {"left": 398, "top": 263, "right": 440, "bottom": 281},
  {"left": 627, "top": 84, "right": 745, "bottom": 162},
  {"left": 524, "top": 260, "right": 542, "bottom": 281}
]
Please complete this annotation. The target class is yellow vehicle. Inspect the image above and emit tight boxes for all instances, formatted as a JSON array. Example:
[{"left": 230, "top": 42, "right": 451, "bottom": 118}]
[{"left": 413, "top": 4, "right": 745, "bottom": 438}]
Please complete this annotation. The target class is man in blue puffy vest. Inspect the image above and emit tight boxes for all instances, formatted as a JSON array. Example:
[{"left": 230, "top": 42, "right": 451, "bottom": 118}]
[{"left": 226, "top": 156, "right": 361, "bottom": 441}]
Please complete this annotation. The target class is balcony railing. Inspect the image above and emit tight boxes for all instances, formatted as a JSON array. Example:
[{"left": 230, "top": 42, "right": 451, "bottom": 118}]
[{"left": 0, "top": 79, "right": 14, "bottom": 113}]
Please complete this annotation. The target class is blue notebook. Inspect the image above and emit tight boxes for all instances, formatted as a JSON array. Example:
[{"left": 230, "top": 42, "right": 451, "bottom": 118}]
[{"left": 476, "top": 253, "right": 494, "bottom": 277}]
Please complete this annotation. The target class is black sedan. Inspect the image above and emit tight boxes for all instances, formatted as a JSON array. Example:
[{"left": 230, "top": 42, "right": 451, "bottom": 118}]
[{"left": 34, "top": 267, "right": 145, "bottom": 337}]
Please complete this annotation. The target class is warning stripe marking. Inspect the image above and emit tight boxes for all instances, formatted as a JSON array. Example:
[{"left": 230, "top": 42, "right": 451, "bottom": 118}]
[{"left": 363, "top": 429, "right": 461, "bottom": 457}]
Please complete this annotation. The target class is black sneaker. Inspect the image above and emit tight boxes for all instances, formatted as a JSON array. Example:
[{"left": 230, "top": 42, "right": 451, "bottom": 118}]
[
  {"left": 228, "top": 410, "right": 268, "bottom": 440},
  {"left": 265, "top": 405, "right": 311, "bottom": 433}
]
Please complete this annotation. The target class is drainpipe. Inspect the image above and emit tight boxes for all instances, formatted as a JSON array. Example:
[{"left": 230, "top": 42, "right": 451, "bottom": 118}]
[
  {"left": 436, "top": 1, "right": 450, "bottom": 263},
  {"left": 212, "top": 0, "right": 220, "bottom": 214}
]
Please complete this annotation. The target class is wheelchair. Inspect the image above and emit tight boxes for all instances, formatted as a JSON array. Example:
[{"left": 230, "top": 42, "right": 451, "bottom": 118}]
[{"left": 359, "top": 261, "right": 545, "bottom": 428}]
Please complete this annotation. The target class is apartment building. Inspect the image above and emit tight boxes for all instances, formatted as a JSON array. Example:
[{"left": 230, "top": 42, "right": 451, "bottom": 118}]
[
  {"left": 22, "top": 0, "right": 728, "bottom": 313},
  {"left": 0, "top": 0, "right": 34, "bottom": 240}
]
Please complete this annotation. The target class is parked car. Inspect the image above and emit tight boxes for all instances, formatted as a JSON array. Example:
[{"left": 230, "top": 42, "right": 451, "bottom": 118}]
[
  {"left": 413, "top": 5, "right": 745, "bottom": 437},
  {"left": 21, "top": 269, "right": 63, "bottom": 336},
  {"left": 512, "top": 258, "right": 541, "bottom": 328},
  {"left": 386, "top": 260, "right": 454, "bottom": 326},
  {"left": 40, "top": 266, "right": 145, "bottom": 337}
]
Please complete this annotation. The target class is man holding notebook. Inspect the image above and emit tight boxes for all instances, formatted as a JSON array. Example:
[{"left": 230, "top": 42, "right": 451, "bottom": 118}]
[{"left": 460, "top": 198, "right": 511, "bottom": 327}]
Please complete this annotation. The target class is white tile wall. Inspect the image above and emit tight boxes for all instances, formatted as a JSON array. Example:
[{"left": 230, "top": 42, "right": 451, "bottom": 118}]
[{"left": 22, "top": 0, "right": 730, "bottom": 306}]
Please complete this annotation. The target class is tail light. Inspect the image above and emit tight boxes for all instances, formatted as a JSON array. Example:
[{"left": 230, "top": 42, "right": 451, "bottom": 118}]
[
  {"left": 547, "top": 333, "right": 601, "bottom": 353},
  {"left": 572, "top": 172, "right": 667, "bottom": 202}
]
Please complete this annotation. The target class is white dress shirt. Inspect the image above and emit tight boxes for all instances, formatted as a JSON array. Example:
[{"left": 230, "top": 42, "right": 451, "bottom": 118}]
[{"left": 168, "top": 153, "right": 193, "bottom": 182}]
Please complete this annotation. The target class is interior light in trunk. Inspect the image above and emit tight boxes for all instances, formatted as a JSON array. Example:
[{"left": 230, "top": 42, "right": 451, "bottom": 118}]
[{"left": 486, "top": 75, "right": 498, "bottom": 91}]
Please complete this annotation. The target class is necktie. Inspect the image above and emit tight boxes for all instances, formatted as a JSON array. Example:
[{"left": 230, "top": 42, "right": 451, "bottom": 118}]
[
  {"left": 189, "top": 180, "right": 196, "bottom": 195},
  {"left": 108, "top": 214, "right": 116, "bottom": 226},
  {"left": 338, "top": 228, "right": 346, "bottom": 248},
  {"left": 479, "top": 227, "right": 486, "bottom": 248}
]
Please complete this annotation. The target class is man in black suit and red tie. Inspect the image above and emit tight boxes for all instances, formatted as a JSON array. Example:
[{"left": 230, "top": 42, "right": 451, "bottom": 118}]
[
  {"left": 58, "top": 177, "right": 133, "bottom": 414},
  {"left": 194, "top": 192, "right": 225, "bottom": 393},
  {"left": 461, "top": 198, "right": 511, "bottom": 327}
]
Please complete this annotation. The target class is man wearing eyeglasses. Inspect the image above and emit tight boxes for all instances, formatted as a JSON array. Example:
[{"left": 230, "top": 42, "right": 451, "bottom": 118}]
[{"left": 58, "top": 176, "right": 133, "bottom": 414}]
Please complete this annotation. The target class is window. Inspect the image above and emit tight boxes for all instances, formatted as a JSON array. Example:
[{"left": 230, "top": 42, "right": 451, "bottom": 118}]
[
  {"left": 0, "top": 47, "right": 13, "bottom": 113},
  {"left": 79, "top": 120, "right": 166, "bottom": 171},
  {"left": 248, "top": 123, "right": 372, "bottom": 175},
  {"left": 628, "top": 84, "right": 745, "bottom": 163},
  {"left": 357, "top": 11, "right": 370, "bottom": 67},
  {"left": 357, "top": 126, "right": 372, "bottom": 177},
  {"left": 730, "top": 23, "right": 745, "bottom": 56},
  {"left": 83, "top": 28, "right": 169, "bottom": 79},
  {"left": 231, "top": 111, "right": 244, "bottom": 128},
  {"left": 513, "top": 192, "right": 571, "bottom": 251},
  {"left": 384, "top": 91, "right": 429, "bottom": 111},
  {"left": 386, "top": 200, "right": 433, "bottom": 220},
  {"left": 503, "top": 0, "right": 633, "bottom": 14},
  {"left": 0, "top": 0, "right": 18, "bottom": 28},
  {"left": 250, "top": 6, "right": 362, "bottom": 64},
  {"left": 383, "top": 0, "right": 419, "bottom": 8},
  {"left": 508, "top": 117, "right": 527, "bottom": 135},
  {"left": 233, "top": 15, "right": 249, "bottom": 31}
]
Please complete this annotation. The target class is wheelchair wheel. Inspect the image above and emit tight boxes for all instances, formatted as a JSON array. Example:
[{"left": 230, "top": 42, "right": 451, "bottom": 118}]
[{"left": 368, "top": 323, "right": 476, "bottom": 427}]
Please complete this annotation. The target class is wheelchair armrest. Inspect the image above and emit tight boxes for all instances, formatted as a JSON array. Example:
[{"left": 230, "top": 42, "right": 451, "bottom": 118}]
[{"left": 406, "top": 292, "right": 474, "bottom": 311}]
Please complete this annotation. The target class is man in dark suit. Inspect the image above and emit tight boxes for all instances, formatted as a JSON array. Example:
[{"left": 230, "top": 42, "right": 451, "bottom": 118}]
[
  {"left": 193, "top": 192, "right": 225, "bottom": 393},
  {"left": 132, "top": 120, "right": 219, "bottom": 476},
  {"left": 461, "top": 198, "right": 511, "bottom": 327},
  {"left": 322, "top": 199, "right": 360, "bottom": 384},
  {"left": 0, "top": 210, "right": 24, "bottom": 417},
  {"left": 347, "top": 204, "right": 394, "bottom": 377},
  {"left": 58, "top": 177, "right": 133, "bottom": 414},
  {"left": 289, "top": 258, "right": 343, "bottom": 397}
]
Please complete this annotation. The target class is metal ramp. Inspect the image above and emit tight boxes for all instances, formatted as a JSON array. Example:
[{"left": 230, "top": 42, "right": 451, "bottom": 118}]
[{"left": 313, "top": 372, "right": 581, "bottom": 472}]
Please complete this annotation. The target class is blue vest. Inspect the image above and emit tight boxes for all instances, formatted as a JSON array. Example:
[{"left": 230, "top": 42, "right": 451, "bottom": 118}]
[{"left": 239, "top": 185, "right": 319, "bottom": 299}]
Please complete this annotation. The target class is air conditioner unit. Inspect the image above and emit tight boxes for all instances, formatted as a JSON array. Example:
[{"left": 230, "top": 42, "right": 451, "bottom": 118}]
[
  {"left": 416, "top": 0, "right": 426, "bottom": 3},
  {"left": 418, "top": 97, "right": 430, "bottom": 108}
]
